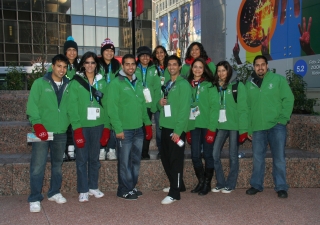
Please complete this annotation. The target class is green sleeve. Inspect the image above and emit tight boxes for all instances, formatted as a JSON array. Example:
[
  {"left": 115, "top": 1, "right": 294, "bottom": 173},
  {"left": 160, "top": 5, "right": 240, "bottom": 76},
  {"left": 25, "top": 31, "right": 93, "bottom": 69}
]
[
  {"left": 151, "top": 74, "right": 161, "bottom": 113},
  {"left": 106, "top": 81, "right": 123, "bottom": 134},
  {"left": 208, "top": 86, "right": 219, "bottom": 131},
  {"left": 26, "top": 79, "right": 42, "bottom": 126},
  {"left": 67, "top": 80, "right": 82, "bottom": 130},
  {"left": 101, "top": 82, "right": 111, "bottom": 129},
  {"left": 180, "top": 64, "right": 190, "bottom": 77},
  {"left": 245, "top": 82, "right": 253, "bottom": 135},
  {"left": 237, "top": 82, "right": 249, "bottom": 134},
  {"left": 278, "top": 76, "right": 294, "bottom": 125},
  {"left": 208, "top": 62, "right": 216, "bottom": 75}
]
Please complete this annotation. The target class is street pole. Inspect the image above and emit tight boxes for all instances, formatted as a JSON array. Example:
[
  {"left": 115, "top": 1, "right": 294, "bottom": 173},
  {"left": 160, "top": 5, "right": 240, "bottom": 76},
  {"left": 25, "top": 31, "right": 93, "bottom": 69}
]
[{"left": 132, "top": 0, "right": 135, "bottom": 56}]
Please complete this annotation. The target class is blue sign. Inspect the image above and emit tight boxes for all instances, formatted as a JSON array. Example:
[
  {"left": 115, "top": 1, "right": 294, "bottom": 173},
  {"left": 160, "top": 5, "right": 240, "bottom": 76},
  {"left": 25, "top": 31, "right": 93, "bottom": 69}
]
[{"left": 294, "top": 60, "right": 307, "bottom": 77}]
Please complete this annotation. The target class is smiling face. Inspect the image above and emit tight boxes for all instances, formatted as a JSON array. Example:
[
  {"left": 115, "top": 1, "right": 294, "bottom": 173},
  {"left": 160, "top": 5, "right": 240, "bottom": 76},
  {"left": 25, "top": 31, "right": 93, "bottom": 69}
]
[
  {"left": 65, "top": 47, "right": 77, "bottom": 63},
  {"left": 102, "top": 49, "right": 114, "bottom": 63},
  {"left": 155, "top": 47, "right": 166, "bottom": 64},
  {"left": 192, "top": 61, "right": 204, "bottom": 80},
  {"left": 51, "top": 60, "right": 67, "bottom": 82},
  {"left": 190, "top": 44, "right": 201, "bottom": 59},
  {"left": 83, "top": 57, "right": 97, "bottom": 75},
  {"left": 122, "top": 57, "right": 136, "bottom": 78},
  {"left": 217, "top": 65, "right": 228, "bottom": 82},
  {"left": 139, "top": 54, "right": 151, "bottom": 67},
  {"left": 167, "top": 59, "right": 181, "bottom": 77},
  {"left": 254, "top": 58, "right": 268, "bottom": 78}
]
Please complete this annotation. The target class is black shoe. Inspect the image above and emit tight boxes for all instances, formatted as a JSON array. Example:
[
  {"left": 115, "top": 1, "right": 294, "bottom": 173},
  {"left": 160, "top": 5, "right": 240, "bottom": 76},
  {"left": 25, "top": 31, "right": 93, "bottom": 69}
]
[
  {"left": 118, "top": 191, "right": 138, "bottom": 200},
  {"left": 277, "top": 190, "right": 288, "bottom": 198},
  {"left": 132, "top": 188, "right": 142, "bottom": 197},
  {"left": 141, "top": 155, "right": 150, "bottom": 160},
  {"left": 157, "top": 153, "right": 161, "bottom": 160},
  {"left": 246, "top": 187, "right": 262, "bottom": 195}
]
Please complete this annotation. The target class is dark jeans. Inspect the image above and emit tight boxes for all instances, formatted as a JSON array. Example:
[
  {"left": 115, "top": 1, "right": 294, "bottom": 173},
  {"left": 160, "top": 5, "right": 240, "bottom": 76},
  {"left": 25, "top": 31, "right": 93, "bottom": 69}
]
[
  {"left": 212, "top": 130, "right": 239, "bottom": 190},
  {"left": 74, "top": 125, "right": 103, "bottom": 193},
  {"left": 106, "top": 130, "right": 116, "bottom": 150},
  {"left": 28, "top": 133, "right": 67, "bottom": 202},
  {"left": 161, "top": 127, "right": 186, "bottom": 200},
  {"left": 141, "top": 108, "right": 153, "bottom": 157},
  {"left": 116, "top": 128, "right": 144, "bottom": 196},
  {"left": 190, "top": 128, "right": 214, "bottom": 168},
  {"left": 154, "top": 111, "right": 162, "bottom": 153}
]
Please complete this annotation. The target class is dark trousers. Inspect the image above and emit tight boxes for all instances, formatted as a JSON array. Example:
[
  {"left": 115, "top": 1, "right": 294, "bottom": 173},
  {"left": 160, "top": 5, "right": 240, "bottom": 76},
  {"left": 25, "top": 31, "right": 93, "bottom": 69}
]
[
  {"left": 141, "top": 108, "right": 153, "bottom": 158},
  {"left": 161, "top": 127, "right": 186, "bottom": 200}
]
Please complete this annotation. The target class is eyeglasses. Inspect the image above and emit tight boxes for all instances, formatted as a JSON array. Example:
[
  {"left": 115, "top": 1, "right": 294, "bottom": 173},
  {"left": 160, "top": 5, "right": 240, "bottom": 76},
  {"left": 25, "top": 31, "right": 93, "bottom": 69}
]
[{"left": 84, "top": 61, "right": 96, "bottom": 65}]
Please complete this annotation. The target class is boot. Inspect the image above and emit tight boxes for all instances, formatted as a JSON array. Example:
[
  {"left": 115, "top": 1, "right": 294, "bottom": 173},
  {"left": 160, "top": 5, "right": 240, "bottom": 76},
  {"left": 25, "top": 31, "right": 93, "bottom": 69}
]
[
  {"left": 191, "top": 167, "right": 205, "bottom": 193},
  {"left": 199, "top": 168, "right": 214, "bottom": 196}
]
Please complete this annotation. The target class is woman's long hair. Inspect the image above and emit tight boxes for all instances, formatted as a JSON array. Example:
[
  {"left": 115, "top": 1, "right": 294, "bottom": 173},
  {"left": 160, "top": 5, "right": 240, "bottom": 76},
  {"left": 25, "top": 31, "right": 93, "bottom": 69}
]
[
  {"left": 188, "top": 58, "right": 215, "bottom": 87},
  {"left": 77, "top": 51, "right": 101, "bottom": 76},
  {"left": 185, "top": 42, "right": 209, "bottom": 61},
  {"left": 99, "top": 57, "right": 120, "bottom": 74},
  {"left": 214, "top": 60, "right": 233, "bottom": 89}
]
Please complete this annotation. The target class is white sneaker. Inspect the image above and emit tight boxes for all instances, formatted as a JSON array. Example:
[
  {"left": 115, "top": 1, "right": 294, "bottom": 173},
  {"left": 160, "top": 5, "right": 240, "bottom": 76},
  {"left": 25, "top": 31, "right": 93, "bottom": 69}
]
[
  {"left": 221, "top": 188, "right": 233, "bottom": 193},
  {"left": 211, "top": 187, "right": 223, "bottom": 193},
  {"left": 107, "top": 148, "right": 117, "bottom": 160},
  {"left": 161, "top": 196, "right": 176, "bottom": 205},
  {"left": 30, "top": 201, "right": 41, "bottom": 212},
  {"left": 79, "top": 193, "right": 89, "bottom": 202},
  {"left": 99, "top": 149, "right": 106, "bottom": 160},
  {"left": 163, "top": 187, "right": 170, "bottom": 193},
  {"left": 48, "top": 193, "right": 67, "bottom": 204},
  {"left": 89, "top": 189, "right": 104, "bottom": 198}
]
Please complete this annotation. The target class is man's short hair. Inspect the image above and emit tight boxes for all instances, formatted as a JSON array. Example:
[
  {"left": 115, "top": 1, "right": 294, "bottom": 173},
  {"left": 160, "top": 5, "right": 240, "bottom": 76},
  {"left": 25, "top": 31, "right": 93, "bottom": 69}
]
[
  {"left": 253, "top": 55, "right": 268, "bottom": 65},
  {"left": 52, "top": 54, "right": 69, "bottom": 65},
  {"left": 122, "top": 54, "right": 136, "bottom": 65},
  {"left": 167, "top": 55, "right": 182, "bottom": 66}
]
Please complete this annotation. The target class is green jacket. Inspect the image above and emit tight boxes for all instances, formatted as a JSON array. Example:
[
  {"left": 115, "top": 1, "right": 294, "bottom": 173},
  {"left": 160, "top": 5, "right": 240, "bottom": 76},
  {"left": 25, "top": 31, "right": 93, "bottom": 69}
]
[
  {"left": 217, "top": 81, "right": 249, "bottom": 134},
  {"left": 27, "top": 72, "right": 70, "bottom": 134},
  {"left": 181, "top": 61, "right": 216, "bottom": 77},
  {"left": 67, "top": 73, "right": 110, "bottom": 130},
  {"left": 47, "top": 64, "right": 76, "bottom": 80},
  {"left": 153, "top": 67, "right": 171, "bottom": 111},
  {"left": 106, "top": 70, "right": 152, "bottom": 134},
  {"left": 98, "top": 59, "right": 121, "bottom": 85},
  {"left": 246, "top": 71, "right": 294, "bottom": 134},
  {"left": 158, "top": 75, "right": 192, "bottom": 136},
  {"left": 135, "top": 64, "right": 161, "bottom": 113},
  {"left": 188, "top": 81, "right": 220, "bottom": 131}
]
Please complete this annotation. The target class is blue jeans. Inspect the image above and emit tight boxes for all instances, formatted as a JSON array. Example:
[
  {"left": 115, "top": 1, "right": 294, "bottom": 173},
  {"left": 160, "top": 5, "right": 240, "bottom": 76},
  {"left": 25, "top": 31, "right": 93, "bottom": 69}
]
[
  {"left": 250, "top": 123, "right": 288, "bottom": 192},
  {"left": 212, "top": 130, "right": 239, "bottom": 190},
  {"left": 106, "top": 130, "right": 116, "bottom": 150},
  {"left": 28, "top": 133, "right": 67, "bottom": 202},
  {"left": 191, "top": 128, "right": 214, "bottom": 168},
  {"left": 116, "top": 128, "right": 143, "bottom": 196},
  {"left": 75, "top": 125, "right": 103, "bottom": 193},
  {"left": 154, "top": 111, "right": 162, "bottom": 153}
]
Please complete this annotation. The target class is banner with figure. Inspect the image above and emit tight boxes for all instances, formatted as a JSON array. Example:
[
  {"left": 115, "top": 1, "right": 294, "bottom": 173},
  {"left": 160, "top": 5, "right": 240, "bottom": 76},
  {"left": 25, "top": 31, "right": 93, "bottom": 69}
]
[{"left": 170, "top": 10, "right": 179, "bottom": 55}]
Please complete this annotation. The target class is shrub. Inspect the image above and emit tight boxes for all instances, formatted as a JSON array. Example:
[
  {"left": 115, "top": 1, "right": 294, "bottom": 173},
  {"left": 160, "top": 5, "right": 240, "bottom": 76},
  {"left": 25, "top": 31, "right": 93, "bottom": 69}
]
[{"left": 5, "top": 64, "right": 27, "bottom": 90}]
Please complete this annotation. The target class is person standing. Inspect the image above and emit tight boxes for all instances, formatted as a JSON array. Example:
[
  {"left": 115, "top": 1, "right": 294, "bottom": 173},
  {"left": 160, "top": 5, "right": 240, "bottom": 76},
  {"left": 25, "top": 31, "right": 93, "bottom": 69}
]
[
  {"left": 211, "top": 61, "right": 248, "bottom": 194},
  {"left": 98, "top": 38, "right": 121, "bottom": 161},
  {"left": 158, "top": 55, "right": 192, "bottom": 204},
  {"left": 68, "top": 51, "right": 110, "bottom": 202},
  {"left": 245, "top": 55, "right": 294, "bottom": 198},
  {"left": 27, "top": 54, "right": 70, "bottom": 212},
  {"left": 186, "top": 58, "right": 220, "bottom": 196},
  {"left": 107, "top": 54, "right": 152, "bottom": 200}
]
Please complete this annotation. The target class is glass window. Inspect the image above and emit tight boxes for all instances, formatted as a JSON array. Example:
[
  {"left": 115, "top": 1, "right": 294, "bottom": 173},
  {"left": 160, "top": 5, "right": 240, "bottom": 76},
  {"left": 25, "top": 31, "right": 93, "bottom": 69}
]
[
  {"left": 141, "top": 20, "right": 152, "bottom": 29},
  {"left": 59, "top": 24, "right": 71, "bottom": 45},
  {"left": 32, "top": 1, "right": 44, "bottom": 12},
  {"left": 108, "top": 27, "right": 119, "bottom": 47},
  {"left": 83, "top": 46, "right": 96, "bottom": 54},
  {"left": 20, "top": 54, "right": 32, "bottom": 62},
  {"left": 0, "top": 23, "right": 3, "bottom": 42},
  {"left": 46, "top": 2, "right": 59, "bottom": 12},
  {"left": 5, "top": 44, "right": 18, "bottom": 53},
  {"left": 0, "top": 44, "right": 3, "bottom": 52},
  {"left": 20, "top": 44, "right": 32, "bottom": 53},
  {"left": 48, "top": 45, "right": 59, "bottom": 54},
  {"left": 84, "top": 0, "right": 95, "bottom": 16},
  {"left": 96, "top": 26, "right": 108, "bottom": 48},
  {"left": 32, "top": 23, "right": 46, "bottom": 47},
  {"left": 59, "top": 14, "right": 71, "bottom": 23},
  {"left": 71, "top": 15, "right": 83, "bottom": 24},
  {"left": 19, "top": 22, "right": 31, "bottom": 43},
  {"left": 19, "top": 62, "right": 30, "bottom": 66},
  {"left": 84, "top": 16, "right": 95, "bottom": 25},
  {"left": 46, "top": 23, "right": 58, "bottom": 45},
  {"left": 4, "top": 21, "right": 18, "bottom": 43},
  {"left": 18, "top": 11, "right": 31, "bottom": 20},
  {"left": 47, "top": 13, "right": 59, "bottom": 23},
  {"left": 108, "top": 18, "right": 119, "bottom": 27},
  {"left": 84, "top": 26, "right": 95, "bottom": 46},
  {"left": 18, "top": 0, "right": 31, "bottom": 11},
  {"left": 3, "top": 10, "right": 16, "bottom": 20},
  {"left": 72, "top": 25, "right": 84, "bottom": 46},
  {"left": 108, "top": 0, "right": 119, "bottom": 18},
  {"left": 58, "top": 1, "right": 71, "bottom": 14},
  {"left": 77, "top": 47, "right": 84, "bottom": 56},
  {"left": 96, "top": 17, "right": 107, "bottom": 26},
  {"left": 71, "top": 0, "right": 83, "bottom": 15},
  {"left": 33, "top": 45, "right": 45, "bottom": 54},
  {"left": 96, "top": 0, "right": 107, "bottom": 17},
  {"left": 3, "top": 1, "right": 17, "bottom": 10},
  {"left": 6, "top": 54, "right": 18, "bottom": 61},
  {"left": 32, "top": 13, "right": 44, "bottom": 22},
  {"left": 119, "top": 18, "right": 130, "bottom": 28}
]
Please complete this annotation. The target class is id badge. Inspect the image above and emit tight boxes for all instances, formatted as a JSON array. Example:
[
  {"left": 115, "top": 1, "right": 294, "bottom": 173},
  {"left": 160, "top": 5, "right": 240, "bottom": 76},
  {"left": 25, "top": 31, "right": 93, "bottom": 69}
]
[
  {"left": 192, "top": 106, "right": 200, "bottom": 117},
  {"left": 218, "top": 109, "right": 227, "bottom": 123},
  {"left": 143, "top": 88, "right": 152, "bottom": 103},
  {"left": 160, "top": 76, "right": 165, "bottom": 85},
  {"left": 87, "top": 107, "right": 98, "bottom": 120},
  {"left": 96, "top": 108, "right": 100, "bottom": 118},
  {"left": 164, "top": 105, "right": 171, "bottom": 117},
  {"left": 189, "top": 108, "right": 196, "bottom": 120}
]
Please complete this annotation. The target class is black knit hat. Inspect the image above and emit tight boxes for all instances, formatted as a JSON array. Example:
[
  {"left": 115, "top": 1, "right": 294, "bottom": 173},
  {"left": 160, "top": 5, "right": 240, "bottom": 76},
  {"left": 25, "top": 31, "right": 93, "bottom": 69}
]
[
  {"left": 137, "top": 46, "right": 152, "bottom": 58},
  {"left": 101, "top": 38, "right": 115, "bottom": 55},
  {"left": 63, "top": 36, "right": 78, "bottom": 53}
]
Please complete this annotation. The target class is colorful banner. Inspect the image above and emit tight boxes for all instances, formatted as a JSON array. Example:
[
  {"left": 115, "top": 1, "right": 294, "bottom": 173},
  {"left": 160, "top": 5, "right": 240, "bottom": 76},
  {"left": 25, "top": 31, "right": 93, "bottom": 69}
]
[
  {"left": 169, "top": 10, "right": 179, "bottom": 54},
  {"left": 180, "top": 3, "right": 190, "bottom": 56},
  {"left": 158, "top": 15, "right": 169, "bottom": 50}
]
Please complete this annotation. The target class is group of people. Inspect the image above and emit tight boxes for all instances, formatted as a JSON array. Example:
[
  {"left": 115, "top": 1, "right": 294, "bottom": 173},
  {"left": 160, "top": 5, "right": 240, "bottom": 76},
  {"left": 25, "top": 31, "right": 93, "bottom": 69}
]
[{"left": 26, "top": 38, "right": 294, "bottom": 212}]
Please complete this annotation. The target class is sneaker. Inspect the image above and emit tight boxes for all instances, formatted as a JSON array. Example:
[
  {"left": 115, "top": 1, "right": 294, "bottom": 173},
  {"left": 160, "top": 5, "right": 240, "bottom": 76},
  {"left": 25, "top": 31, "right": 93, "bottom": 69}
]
[
  {"left": 211, "top": 187, "right": 223, "bottom": 193},
  {"left": 163, "top": 187, "right": 170, "bottom": 193},
  {"left": 48, "top": 193, "right": 67, "bottom": 204},
  {"left": 118, "top": 191, "right": 138, "bottom": 200},
  {"left": 68, "top": 145, "right": 75, "bottom": 160},
  {"left": 30, "top": 201, "right": 41, "bottom": 213},
  {"left": 89, "top": 189, "right": 104, "bottom": 198},
  {"left": 132, "top": 188, "right": 142, "bottom": 197},
  {"left": 277, "top": 190, "right": 288, "bottom": 198},
  {"left": 246, "top": 187, "right": 262, "bottom": 195},
  {"left": 79, "top": 193, "right": 89, "bottom": 202},
  {"left": 99, "top": 149, "right": 106, "bottom": 160},
  {"left": 221, "top": 188, "right": 233, "bottom": 194},
  {"left": 107, "top": 148, "right": 117, "bottom": 160},
  {"left": 161, "top": 196, "right": 176, "bottom": 205}
]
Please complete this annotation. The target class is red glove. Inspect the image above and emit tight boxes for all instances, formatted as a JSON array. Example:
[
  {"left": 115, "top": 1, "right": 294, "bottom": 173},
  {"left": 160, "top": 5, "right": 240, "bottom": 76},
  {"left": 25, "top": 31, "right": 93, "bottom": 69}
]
[
  {"left": 33, "top": 124, "right": 48, "bottom": 141},
  {"left": 205, "top": 130, "right": 216, "bottom": 144},
  {"left": 145, "top": 125, "right": 153, "bottom": 141},
  {"left": 74, "top": 128, "right": 85, "bottom": 148},
  {"left": 239, "top": 132, "right": 248, "bottom": 144},
  {"left": 186, "top": 132, "right": 192, "bottom": 144},
  {"left": 100, "top": 128, "right": 110, "bottom": 146}
]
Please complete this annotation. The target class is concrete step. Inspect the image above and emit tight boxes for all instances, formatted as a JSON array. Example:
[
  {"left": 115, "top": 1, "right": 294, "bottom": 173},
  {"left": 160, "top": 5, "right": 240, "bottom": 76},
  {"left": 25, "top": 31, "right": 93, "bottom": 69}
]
[
  {"left": 0, "top": 148, "right": 319, "bottom": 196},
  {"left": 0, "top": 91, "right": 29, "bottom": 121}
]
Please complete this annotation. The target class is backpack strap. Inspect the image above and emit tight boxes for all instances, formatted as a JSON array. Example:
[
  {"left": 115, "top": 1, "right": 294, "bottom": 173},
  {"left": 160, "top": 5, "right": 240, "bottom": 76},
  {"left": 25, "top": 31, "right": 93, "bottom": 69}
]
[
  {"left": 232, "top": 81, "right": 239, "bottom": 103},
  {"left": 73, "top": 75, "right": 103, "bottom": 107}
]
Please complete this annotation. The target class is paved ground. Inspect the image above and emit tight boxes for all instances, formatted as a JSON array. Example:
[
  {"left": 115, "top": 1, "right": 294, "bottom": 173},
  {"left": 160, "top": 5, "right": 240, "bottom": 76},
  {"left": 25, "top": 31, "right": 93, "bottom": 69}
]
[{"left": 0, "top": 188, "right": 319, "bottom": 225}]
